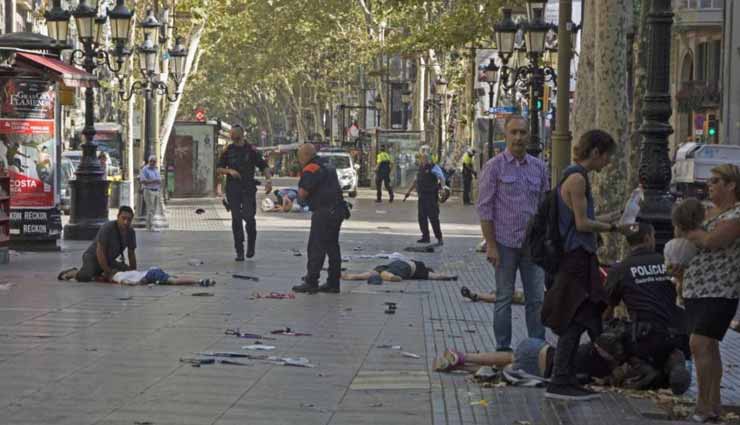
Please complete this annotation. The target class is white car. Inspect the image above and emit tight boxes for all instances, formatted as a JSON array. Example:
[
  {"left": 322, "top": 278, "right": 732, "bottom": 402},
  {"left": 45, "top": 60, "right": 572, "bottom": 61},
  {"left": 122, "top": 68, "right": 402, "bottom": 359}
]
[{"left": 317, "top": 149, "right": 358, "bottom": 198}]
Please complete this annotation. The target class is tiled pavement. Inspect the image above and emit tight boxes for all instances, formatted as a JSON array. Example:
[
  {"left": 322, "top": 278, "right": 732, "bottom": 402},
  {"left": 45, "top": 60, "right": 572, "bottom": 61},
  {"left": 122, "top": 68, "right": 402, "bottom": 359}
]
[{"left": 0, "top": 186, "right": 738, "bottom": 424}]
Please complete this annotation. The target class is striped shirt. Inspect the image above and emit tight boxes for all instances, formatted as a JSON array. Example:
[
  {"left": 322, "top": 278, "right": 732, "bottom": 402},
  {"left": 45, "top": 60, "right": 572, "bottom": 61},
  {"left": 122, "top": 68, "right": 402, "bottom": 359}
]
[{"left": 476, "top": 150, "right": 549, "bottom": 249}]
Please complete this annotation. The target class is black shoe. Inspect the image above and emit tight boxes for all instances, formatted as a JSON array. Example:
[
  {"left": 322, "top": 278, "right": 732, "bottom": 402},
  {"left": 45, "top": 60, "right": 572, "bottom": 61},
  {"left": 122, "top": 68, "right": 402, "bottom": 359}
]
[
  {"left": 318, "top": 283, "right": 340, "bottom": 293},
  {"left": 417, "top": 238, "right": 431, "bottom": 244},
  {"left": 666, "top": 350, "right": 691, "bottom": 395},
  {"left": 235, "top": 254, "right": 245, "bottom": 262},
  {"left": 436, "top": 239, "right": 444, "bottom": 246},
  {"left": 246, "top": 246, "right": 255, "bottom": 258},
  {"left": 389, "top": 196, "right": 394, "bottom": 203},
  {"left": 544, "top": 384, "right": 600, "bottom": 401},
  {"left": 222, "top": 198, "right": 230, "bottom": 212},
  {"left": 292, "top": 283, "right": 319, "bottom": 294},
  {"left": 460, "top": 286, "right": 479, "bottom": 302}
]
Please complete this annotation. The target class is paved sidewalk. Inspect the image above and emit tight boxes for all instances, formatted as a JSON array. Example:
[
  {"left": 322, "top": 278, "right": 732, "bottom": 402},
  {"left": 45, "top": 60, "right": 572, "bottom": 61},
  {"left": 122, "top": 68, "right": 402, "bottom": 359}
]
[{"left": 0, "top": 188, "right": 738, "bottom": 424}]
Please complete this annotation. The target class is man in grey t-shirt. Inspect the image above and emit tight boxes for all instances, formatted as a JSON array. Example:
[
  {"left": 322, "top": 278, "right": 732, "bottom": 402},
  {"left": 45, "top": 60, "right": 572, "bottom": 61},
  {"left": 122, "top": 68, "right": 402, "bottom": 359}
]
[{"left": 60, "top": 206, "right": 138, "bottom": 282}]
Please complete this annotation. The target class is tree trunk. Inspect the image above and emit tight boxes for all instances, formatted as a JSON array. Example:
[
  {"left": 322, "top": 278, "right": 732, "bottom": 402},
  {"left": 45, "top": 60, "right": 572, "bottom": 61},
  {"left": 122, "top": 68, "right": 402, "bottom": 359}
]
[
  {"left": 159, "top": 20, "right": 206, "bottom": 161},
  {"left": 628, "top": 0, "right": 649, "bottom": 190},
  {"left": 572, "top": 0, "right": 631, "bottom": 263}
]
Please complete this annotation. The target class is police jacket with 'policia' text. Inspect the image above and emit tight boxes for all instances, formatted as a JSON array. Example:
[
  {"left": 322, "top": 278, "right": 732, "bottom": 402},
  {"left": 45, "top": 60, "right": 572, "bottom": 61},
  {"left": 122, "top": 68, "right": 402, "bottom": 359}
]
[
  {"left": 605, "top": 247, "right": 686, "bottom": 332},
  {"left": 298, "top": 156, "right": 343, "bottom": 211}
]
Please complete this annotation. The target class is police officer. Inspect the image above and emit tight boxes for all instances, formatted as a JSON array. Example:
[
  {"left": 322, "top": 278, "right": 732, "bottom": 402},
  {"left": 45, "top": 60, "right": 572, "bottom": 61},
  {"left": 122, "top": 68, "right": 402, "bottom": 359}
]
[
  {"left": 404, "top": 145, "right": 445, "bottom": 245},
  {"left": 216, "top": 124, "right": 272, "bottom": 261},
  {"left": 462, "top": 148, "right": 477, "bottom": 205},
  {"left": 605, "top": 222, "right": 691, "bottom": 395},
  {"left": 375, "top": 145, "right": 394, "bottom": 203},
  {"left": 292, "top": 144, "right": 346, "bottom": 294}
]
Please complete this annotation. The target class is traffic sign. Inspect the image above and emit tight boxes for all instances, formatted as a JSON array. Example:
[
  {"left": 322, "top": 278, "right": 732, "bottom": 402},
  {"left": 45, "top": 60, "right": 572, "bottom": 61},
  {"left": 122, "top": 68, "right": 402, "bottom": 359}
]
[
  {"left": 195, "top": 108, "right": 206, "bottom": 122},
  {"left": 694, "top": 114, "right": 705, "bottom": 130},
  {"left": 489, "top": 106, "right": 517, "bottom": 115}
]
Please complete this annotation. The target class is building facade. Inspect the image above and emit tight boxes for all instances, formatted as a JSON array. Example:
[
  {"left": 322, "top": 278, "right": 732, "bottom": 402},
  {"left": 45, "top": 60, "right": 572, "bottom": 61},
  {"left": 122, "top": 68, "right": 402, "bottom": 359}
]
[{"left": 670, "top": 0, "right": 725, "bottom": 153}]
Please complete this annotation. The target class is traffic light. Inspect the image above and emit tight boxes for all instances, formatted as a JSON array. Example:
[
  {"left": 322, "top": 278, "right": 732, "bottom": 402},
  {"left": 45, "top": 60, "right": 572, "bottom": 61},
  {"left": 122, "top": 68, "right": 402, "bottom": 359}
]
[
  {"left": 535, "top": 99, "right": 543, "bottom": 111},
  {"left": 707, "top": 114, "right": 718, "bottom": 142}
]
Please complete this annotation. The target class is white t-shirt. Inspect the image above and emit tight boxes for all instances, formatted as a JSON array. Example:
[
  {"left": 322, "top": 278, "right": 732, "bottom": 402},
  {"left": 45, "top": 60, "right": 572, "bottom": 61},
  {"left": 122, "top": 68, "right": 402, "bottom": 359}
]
[{"left": 112, "top": 270, "right": 148, "bottom": 285}]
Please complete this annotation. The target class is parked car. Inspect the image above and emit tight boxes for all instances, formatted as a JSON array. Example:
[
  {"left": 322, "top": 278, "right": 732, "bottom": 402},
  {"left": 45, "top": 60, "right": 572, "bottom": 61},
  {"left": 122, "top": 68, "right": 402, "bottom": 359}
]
[
  {"left": 317, "top": 148, "right": 358, "bottom": 198},
  {"left": 62, "top": 150, "right": 82, "bottom": 170},
  {"left": 60, "top": 157, "right": 76, "bottom": 214}
]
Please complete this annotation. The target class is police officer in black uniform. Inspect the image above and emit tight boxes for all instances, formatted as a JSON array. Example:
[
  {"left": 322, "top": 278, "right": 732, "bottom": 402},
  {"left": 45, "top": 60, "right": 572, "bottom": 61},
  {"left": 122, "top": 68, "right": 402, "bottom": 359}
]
[
  {"left": 216, "top": 124, "right": 272, "bottom": 261},
  {"left": 605, "top": 222, "right": 691, "bottom": 395},
  {"left": 292, "top": 144, "right": 346, "bottom": 294},
  {"left": 403, "top": 145, "right": 445, "bottom": 245}
]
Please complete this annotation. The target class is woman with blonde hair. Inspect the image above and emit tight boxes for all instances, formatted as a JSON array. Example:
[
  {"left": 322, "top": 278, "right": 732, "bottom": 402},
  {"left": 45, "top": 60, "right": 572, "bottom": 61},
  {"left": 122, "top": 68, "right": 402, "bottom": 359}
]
[{"left": 679, "top": 164, "right": 740, "bottom": 422}]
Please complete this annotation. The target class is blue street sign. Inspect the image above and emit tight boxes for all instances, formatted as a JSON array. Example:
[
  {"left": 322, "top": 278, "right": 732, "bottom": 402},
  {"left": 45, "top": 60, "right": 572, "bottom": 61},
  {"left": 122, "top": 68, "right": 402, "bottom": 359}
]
[{"left": 488, "top": 106, "right": 517, "bottom": 114}]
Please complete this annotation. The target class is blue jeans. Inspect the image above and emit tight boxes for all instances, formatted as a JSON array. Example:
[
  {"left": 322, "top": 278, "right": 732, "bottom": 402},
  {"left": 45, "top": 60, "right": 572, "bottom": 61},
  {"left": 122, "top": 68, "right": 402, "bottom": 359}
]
[{"left": 493, "top": 243, "right": 546, "bottom": 350}]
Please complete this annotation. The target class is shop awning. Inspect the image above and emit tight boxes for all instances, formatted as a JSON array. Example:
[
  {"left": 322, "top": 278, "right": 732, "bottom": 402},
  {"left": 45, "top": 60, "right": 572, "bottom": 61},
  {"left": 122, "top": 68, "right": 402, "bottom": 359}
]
[{"left": 16, "top": 52, "right": 97, "bottom": 88}]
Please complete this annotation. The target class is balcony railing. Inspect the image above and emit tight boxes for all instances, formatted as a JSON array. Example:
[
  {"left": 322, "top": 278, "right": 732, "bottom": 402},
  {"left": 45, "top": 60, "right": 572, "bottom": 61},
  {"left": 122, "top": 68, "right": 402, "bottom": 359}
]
[
  {"left": 675, "top": 0, "right": 723, "bottom": 9},
  {"left": 676, "top": 80, "right": 721, "bottom": 113}
]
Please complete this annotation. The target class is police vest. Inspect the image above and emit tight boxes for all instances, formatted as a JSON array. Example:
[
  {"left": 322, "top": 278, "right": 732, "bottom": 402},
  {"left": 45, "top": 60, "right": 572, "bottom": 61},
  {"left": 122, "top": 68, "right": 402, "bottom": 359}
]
[{"left": 300, "top": 157, "right": 343, "bottom": 211}]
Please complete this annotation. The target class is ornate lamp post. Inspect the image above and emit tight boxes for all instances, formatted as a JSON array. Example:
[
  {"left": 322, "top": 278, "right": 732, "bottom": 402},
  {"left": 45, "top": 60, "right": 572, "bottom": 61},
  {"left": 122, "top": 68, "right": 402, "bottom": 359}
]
[
  {"left": 483, "top": 59, "right": 499, "bottom": 159},
  {"left": 494, "top": 3, "right": 556, "bottom": 158},
  {"left": 45, "top": 0, "right": 133, "bottom": 240},
  {"left": 637, "top": 0, "right": 675, "bottom": 249},
  {"left": 119, "top": 9, "right": 187, "bottom": 230}
]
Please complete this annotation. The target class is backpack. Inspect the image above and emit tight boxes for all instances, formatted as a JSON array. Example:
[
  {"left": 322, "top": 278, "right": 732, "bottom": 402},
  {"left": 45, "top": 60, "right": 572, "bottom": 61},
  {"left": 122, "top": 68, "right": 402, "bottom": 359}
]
[{"left": 524, "top": 168, "right": 589, "bottom": 275}]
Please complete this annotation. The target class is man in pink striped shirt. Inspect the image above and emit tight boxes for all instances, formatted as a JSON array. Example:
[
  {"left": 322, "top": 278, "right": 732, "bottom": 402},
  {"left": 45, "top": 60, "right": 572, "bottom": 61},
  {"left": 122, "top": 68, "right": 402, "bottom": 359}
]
[{"left": 477, "top": 115, "right": 549, "bottom": 352}]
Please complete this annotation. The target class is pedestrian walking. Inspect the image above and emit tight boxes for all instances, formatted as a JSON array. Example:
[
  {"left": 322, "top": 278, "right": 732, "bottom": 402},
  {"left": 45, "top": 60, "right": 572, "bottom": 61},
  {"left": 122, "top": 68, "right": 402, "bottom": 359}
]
[
  {"left": 477, "top": 115, "right": 549, "bottom": 353},
  {"left": 292, "top": 144, "right": 348, "bottom": 294},
  {"left": 138, "top": 155, "right": 162, "bottom": 232},
  {"left": 462, "top": 148, "right": 477, "bottom": 205},
  {"left": 541, "top": 129, "right": 628, "bottom": 401},
  {"left": 403, "top": 145, "right": 445, "bottom": 245},
  {"left": 375, "top": 145, "right": 394, "bottom": 203},
  {"left": 678, "top": 164, "right": 740, "bottom": 422},
  {"left": 216, "top": 124, "right": 273, "bottom": 261}
]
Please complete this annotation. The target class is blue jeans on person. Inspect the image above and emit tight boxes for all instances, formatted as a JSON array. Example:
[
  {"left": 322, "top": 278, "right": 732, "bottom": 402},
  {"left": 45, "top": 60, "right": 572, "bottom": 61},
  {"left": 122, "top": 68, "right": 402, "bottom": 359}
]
[{"left": 493, "top": 242, "right": 546, "bottom": 351}]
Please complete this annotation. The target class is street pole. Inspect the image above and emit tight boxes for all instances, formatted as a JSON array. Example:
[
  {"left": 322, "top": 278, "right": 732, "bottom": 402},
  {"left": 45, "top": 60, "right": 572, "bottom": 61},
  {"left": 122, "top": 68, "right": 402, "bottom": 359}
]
[
  {"left": 637, "top": 0, "right": 675, "bottom": 250},
  {"left": 64, "top": 39, "right": 110, "bottom": 240},
  {"left": 437, "top": 101, "right": 443, "bottom": 161},
  {"left": 144, "top": 86, "right": 154, "bottom": 160},
  {"left": 551, "top": 0, "right": 573, "bottom": 187},
  {"left": 487, "top": 81, "right": 495, "bottom": 160},
  {"left": 527, "top": 55, "right": 543, "bottom": 158}
]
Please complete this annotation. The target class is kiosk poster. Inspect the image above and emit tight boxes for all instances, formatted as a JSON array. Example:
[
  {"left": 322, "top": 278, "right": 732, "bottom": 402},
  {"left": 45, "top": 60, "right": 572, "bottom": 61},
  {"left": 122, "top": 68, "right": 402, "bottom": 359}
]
[{"left": 0, "top": 78, "right": 56, "bottom": 208}]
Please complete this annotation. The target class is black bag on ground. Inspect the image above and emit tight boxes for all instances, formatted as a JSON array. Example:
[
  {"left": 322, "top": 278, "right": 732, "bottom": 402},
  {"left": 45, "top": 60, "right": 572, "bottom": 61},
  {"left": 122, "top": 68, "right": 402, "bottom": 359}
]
[{"left": 524, "top": 168, "right": 587, "bottom": 275}]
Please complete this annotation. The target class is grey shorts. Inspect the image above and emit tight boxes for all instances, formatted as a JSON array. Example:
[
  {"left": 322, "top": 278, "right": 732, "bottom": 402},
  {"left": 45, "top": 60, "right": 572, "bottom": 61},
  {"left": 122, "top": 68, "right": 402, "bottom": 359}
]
[{"left": 511, "top": 338, "right": 549, "bottom": 378}]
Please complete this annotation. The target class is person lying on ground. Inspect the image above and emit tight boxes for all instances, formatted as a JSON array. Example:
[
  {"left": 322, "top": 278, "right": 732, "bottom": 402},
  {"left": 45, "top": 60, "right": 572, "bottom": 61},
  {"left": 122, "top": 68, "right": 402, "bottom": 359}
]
[
  {"left": 261, "top": 188, "right": 309, "bottom": 213},
  {"left": 341, "top": 254, "right": 457, "bottom": 283},
  {"left": 459, "top": 286, "right": 525, "bottom": 305},
  {"left": 57, "top": 206, "right": 137, "bottom": 282},
  {"left": 604, "top": 222, "right": 692, "bottom": 395},
  {"left": 433, "top": 321, "right": 634, "bottom": 388},
  {"left": 111, "top": 267, "right": 215, "bottom": 286}
]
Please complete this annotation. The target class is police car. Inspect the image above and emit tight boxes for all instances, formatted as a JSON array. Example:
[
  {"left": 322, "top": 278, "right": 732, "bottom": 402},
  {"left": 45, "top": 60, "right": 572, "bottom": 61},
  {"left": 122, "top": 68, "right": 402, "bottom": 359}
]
[{"left": 317, "top": 148, "right": 358, "bottom": 198}]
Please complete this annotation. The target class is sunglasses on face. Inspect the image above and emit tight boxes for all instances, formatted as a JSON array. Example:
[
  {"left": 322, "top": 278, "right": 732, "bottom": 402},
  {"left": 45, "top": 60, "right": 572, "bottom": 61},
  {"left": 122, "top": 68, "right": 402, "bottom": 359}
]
[{"left": 708, "top": 177, "right": 723, "bottom": 185}]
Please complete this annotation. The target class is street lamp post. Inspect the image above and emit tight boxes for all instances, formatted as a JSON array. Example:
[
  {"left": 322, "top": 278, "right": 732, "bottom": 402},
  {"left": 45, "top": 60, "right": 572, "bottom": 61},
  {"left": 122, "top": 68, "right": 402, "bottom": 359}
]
[
  {"left": 494, "top": 3, "right": 556, "bottom": 158},
  {"left": 483, "top": 60, "right": 499, "bottom": 159},
  {"left": 119, "top": 10, "right": 188, "bottom": 231},
  {"left": 45, "top": 0, "right": 133, "bottom": 240},
  {"left": 637, "top": 0, "right": 675, "bottom": 249}
]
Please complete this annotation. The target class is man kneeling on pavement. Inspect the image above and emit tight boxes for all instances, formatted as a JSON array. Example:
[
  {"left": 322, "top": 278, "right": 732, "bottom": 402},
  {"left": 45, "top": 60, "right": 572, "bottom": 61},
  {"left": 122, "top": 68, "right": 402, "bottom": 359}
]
[
  {"left": 58, "top": 206, "right": 137, "bottom": 282},
  {"left": 436, "top": 222, "right": 690, "bottom": 396}
]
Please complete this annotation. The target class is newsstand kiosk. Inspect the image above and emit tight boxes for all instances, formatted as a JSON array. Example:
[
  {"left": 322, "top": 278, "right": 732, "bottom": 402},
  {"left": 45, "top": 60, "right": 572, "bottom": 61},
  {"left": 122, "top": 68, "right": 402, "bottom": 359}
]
[{"left": 0, "top": 42, "right": 95, "bottom": 251}]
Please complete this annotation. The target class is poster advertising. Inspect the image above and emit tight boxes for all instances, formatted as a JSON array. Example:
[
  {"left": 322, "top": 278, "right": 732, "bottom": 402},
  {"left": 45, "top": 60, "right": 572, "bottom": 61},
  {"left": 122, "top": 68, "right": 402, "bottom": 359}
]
[{"left": 0, "top": 78, "right": 56, "bottom": 208}]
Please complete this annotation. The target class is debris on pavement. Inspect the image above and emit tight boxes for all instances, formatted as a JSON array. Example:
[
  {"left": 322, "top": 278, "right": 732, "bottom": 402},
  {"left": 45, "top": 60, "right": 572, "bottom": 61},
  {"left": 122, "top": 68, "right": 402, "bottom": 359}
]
[
  {"left": 270, "top": 327, "right": 312, "bottom": 336},
  {"left": 268, "top": 356, "right": 315, "bottom": 368},
  {"left": 473, "top": 366, "right": 499, "bottom": 383},
  {"left": 290, "top": 249, "right": 302, "bottom": 256},
  {"left": 0, "top": 282, "right": 16, "bottom": 291},
  {"left": 225, "top": 329, "right": 276, "bottom": 340},
  {"left": 469, "top": 399, "right": 489, "bottom": 407},
  {"left": 191, "top": 292, "right": 214, "bottom": 297},
  {"left": 232, "top": 273, "right": 260, "bottom": 281},
  {"left": 195, "top": 351, "right": 254, "bottom": 358},
  {"left": 401, "top": 352, "right": 420, "bottom": 359},
  {"left": 187, "top": 258, "right": 204, "bottom": 266},
  {"left": 180, "top": 357, "right": 215, "bottom": 366},
  {"left": 403, "top": 245, "right": 435, "bottom": 253},
  {"left": 117, "top": 296, "right": 133, "bottom": 301},
  {"left": 377, "top": 345, "right": 402, "bottom": 350},
  {"left": 375, "top": 210, "right": 387, "bottom": 214},
  {"left": 250, "top": 292, "right": 295, "bottom": 300},
  {"left": 195, "top": 208, "right": 206, "bottom": 214},
  {"left": 242, "top": 344, "right": 276, "bottom": 351},
  {"left": 385, "top": 302, "right": 397, "bottom": 314}
]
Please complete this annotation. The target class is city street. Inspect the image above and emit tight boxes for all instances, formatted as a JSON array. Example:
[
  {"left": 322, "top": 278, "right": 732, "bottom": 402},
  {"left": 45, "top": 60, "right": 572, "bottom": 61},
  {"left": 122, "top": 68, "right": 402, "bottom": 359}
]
[{"left": 0, "top": 182, "right": 738, "bottom": 424}]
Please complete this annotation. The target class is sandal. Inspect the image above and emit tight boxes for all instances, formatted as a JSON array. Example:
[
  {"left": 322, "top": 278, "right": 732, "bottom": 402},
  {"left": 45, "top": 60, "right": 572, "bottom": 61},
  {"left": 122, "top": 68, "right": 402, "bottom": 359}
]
[
  {"left": 57, "top": 267, "right": 78, "bottom": 281},
  {"left": 433, "top": 348, "right": 465, "bottom": 372},
  {"left": 460, "top": 286, "right": 479, "bottom": 302}
]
